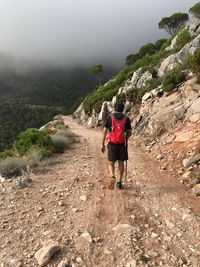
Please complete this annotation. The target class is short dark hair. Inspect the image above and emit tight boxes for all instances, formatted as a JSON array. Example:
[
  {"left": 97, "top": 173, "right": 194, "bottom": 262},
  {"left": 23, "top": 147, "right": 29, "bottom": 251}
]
[{"left": 114, "top": 102, "right": 124, "bottom": 112}]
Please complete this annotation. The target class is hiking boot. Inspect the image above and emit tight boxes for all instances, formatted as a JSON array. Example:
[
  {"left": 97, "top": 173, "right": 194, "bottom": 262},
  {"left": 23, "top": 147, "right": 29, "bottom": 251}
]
[
  {"left": 116, "top": 181, "right": 123, "bottom": 190},
  {"left": 108, "top": 176, "right": 116, "bottom": 190}
]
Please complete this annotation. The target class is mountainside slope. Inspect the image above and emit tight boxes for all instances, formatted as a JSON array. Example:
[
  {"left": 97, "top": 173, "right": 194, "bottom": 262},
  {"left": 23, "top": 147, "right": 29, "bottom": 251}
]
[{"left": 73, "top": 18, "right": 200, "bottom": 193}]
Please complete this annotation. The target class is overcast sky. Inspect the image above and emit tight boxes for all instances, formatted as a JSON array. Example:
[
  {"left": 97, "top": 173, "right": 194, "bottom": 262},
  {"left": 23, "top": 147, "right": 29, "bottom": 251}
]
[{"left": 0, "top": 0, "right": 198, "bottom": 67}]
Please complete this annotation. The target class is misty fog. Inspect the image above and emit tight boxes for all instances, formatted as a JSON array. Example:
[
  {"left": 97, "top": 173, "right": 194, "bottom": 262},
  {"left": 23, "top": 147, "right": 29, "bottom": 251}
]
[{"left": 0, "top": 0, "right": 198, "bottom": 68}]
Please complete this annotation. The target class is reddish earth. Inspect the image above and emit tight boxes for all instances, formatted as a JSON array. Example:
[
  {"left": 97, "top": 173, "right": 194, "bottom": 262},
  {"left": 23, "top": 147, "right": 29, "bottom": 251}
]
[{"left": 0, "top": 116, "right": 200, "bottom": 267}]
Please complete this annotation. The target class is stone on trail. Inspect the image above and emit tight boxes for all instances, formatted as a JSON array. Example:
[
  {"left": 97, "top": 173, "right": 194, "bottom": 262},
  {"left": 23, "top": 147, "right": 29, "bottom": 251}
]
[
  {"left": 183, "top": 155, "right": 200, "bottom": 169},
  {"left": 113, "top": 223, "right": 133, "bottom": 231},
  {"left": 57, "top": 260, "right": 68, "bottom": 267},
  {"left": 34, "top": 241, "right": 60, "bottom": 266},
  {"left": 81, "top": 231, "right": 93, "bottom": 243},
  {"left": 192, "top": 184, "right": 200, "bottom": 196},
  {"left": 80, "top": 195, "right": 87, "bottom": 202}
]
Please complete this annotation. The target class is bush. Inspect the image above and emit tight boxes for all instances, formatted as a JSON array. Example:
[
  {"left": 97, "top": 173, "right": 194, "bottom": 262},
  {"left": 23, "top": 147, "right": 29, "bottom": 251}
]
[
  {"left": 174, "top": 28, "right": 191, "bottom": 52},
  {"left": 13, "top": 128, "right": 52, "bottom": 157},
  {"left": 187, "top": 47, "right": 200, "bottom": 73},
  {"left": 154, "top": 39, "right": 168, "bottom": 51},
  {"left": 51, "top": 135, "right": 72, "bottom": 153},
  {"left": 162, "top": 68, "right": 186, "bottom": 92},
  {"left": 0, "top": 157, "right": 28, "bottom": 178},
  {"left": 196, "top": 73, "right": 200, "bottom": 84},
  {"left": 0, "top": 149, "right": 14, "bottom": 160},
  {"left": 51, "top": 129, "right": 78, "bottom": 153}
]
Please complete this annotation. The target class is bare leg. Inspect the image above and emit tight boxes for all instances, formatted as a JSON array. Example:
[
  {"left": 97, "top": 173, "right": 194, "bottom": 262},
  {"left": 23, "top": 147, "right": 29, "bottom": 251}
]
[
  {"left": 108, "top": 161, "right": 115, "bottom": 177},
  {"left": 108, "top": 161, "right": 116, "bottom": 190},
  {"left": 118, "top": 161, "right": 124, "bottom": 182}
]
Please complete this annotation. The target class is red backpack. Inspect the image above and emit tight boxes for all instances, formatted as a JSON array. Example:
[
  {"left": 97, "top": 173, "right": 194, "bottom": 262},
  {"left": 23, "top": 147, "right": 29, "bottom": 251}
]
[{"left": 109, "top": 115, "right": 127, "bottom": 144}]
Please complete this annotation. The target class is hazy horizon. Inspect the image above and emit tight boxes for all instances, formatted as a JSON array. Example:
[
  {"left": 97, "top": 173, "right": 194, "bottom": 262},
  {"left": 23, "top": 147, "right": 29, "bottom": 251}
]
[{"left": 0, "top": 0, "right": 199, "bottom": 68}]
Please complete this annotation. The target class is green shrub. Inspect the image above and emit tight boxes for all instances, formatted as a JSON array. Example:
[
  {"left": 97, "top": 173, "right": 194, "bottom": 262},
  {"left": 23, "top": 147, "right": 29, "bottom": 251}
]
[
  {"left": 138, "top": 43, "right": 156, "bottom": 58},
  {"left": 13, "top": 128, "right": 52, "bottom": 157},
  {"left": 154, "top": 39, "right": 168, "bottom": 51},
  {"left": 51, "top": 135, "right": 72, "bottom": 153},
  {"left": 0, "top": 157, "right": 28, "bottom": 178},
  {"left": 51, "top": 129, "right": 78, "bottom": 153},
  {"left": 187, "top": 47, "right": 200, "bottom": 73},
  {"left": 174, "top": 28, "right": 191, "bottom": 52},
  {"left": 196, "top": 74, "right": 200, "bottom": 84},
  {"left": 162, "top": 68, "right": 186, "bottom": 92},
  {"left": 0, "top": 149, "right": 14, "bottom": 160},
  {"left": 189, "top": 2, "right": 200, "bottom": 19}
]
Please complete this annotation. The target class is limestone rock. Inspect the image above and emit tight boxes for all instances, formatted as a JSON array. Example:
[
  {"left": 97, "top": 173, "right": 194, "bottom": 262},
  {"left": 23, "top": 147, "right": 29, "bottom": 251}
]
[
  {"left": 131, "top": 68, "right": 143, "bottom": 86},
  {"left": 183, "top": 155, "right": 200, "bottom": 169},
  {"left": 158, "top": 54, "right": 179, "bottom": 77},
  {"left": 81, "top": 231, "right": 93, "bottom": 243},
  {"left": 113, "top": 223, "right": 133, "bottom": 231},
  {"left": 34, "top": 241, "right": 60, "bottom": 266},
  {"left": 188, "top": 18, "right": 200, "bottom": 35},
  {"left": 192, "top": 184, "right": 200, "bottom": 196},
  {"left": 57, "top": 260, "right": 68, "bottom": 267}
]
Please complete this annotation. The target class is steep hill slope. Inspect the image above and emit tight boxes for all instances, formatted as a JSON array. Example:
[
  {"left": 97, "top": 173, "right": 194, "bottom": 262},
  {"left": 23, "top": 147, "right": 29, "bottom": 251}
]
[{"left": 73, "top": 18, "right": 200, "bottom": 194}]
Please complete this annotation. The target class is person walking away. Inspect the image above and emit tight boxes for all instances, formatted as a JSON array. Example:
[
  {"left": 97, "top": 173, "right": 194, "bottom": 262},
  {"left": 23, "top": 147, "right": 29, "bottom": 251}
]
[{"left": 101, "top": 103, "right": 132, "bottom": 190}]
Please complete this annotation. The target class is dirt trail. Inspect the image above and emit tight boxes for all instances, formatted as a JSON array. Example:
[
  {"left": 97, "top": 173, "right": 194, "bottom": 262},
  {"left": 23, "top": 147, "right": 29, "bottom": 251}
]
[{"left": 0, "top": 116, "right": 200, "bottom": 267}]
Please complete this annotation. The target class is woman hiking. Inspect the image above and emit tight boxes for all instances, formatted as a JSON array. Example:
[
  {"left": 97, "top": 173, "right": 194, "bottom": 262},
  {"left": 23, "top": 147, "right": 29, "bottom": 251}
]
[{"left": 101, "top": 102, "right": 132, "bottom": 190}]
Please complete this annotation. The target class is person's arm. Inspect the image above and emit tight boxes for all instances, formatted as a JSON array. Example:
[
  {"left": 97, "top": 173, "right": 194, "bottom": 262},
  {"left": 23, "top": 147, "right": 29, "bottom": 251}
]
[
  {"left": 126, "top": 129, "right": 132, "bottom": 139},
  {"left": 101, "top": 127, "right": 108, "bottom": 153}
]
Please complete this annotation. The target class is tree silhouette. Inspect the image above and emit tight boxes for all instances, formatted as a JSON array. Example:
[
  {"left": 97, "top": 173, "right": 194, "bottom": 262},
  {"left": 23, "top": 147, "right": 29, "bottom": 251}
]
[
  {"left": 89, "top": 64, "right": 103, "bottom": 85},
  {"left": 158, "top": 13, "right": 189, "bottom": 35}
]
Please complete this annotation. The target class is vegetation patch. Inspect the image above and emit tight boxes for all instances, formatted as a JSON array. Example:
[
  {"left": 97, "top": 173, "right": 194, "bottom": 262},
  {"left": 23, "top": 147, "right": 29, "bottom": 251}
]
[
  {"left": 162, "top": 68, "right": 186, "bottom": 92},
  {"left": 174, "top": 28, "right": 191, "bottom": 52},
  {"left": 0, "top": 157, "right": 28, "bottom": 178},
  {"left": 187, "top": 47, "right": 200, "bottom": 73}
]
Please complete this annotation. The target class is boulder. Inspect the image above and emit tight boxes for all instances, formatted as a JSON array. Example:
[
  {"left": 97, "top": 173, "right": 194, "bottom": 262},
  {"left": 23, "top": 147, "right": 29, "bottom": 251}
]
[
  {"left": 158, "top": 54, "right": 179, "bottom": 77},
  {"left": 131, "top": 68, "right": 143, "bottom": 86},
  {"left": 192, "top": 184, "right": 200, "bottom": 196},
  {"left": 188, "top": 18, "right": 200, "bottom": 35},
  {"left": 165, "top": 35, "right": 178, "bottom": 51},
  {"left": 136, "top": 71, "right": 152, "bottom": 88},
  {"left": 142, "top": 92, "right": 152, "bottom": 103},
  {"left": 185, "top": 97, "right": 200, "bottom": 122},
  {"left": 98, "top": 101, "right": 113, "bottom": 124},
  {"left": 34, "top": 241, "right": 60, "bottom": 266},
  {"left": 183, "top": 155, "right": 200, "bottom": 169}
]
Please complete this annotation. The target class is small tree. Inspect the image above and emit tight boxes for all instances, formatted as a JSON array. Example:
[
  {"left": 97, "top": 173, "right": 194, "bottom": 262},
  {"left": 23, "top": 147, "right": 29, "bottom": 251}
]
[
  {"left": 154, "top": 39, "right": 168, "bottom": 51},
  {"left": 89, "top": 64, "right": 103, "bottom": 85},
  {"left": 189, "top": 2, "right": 200, "bottom": 19},
  {"left": 175, "top": 28, "right": 191, "bottom": 52},
  {"left": 138, "top": 43, "right": 156, "bottom": 58},
  {"left": 125, "top": 54, "right": 139, "bottom": 66},
  {"left": 158, "top": 13, "right": 189, "bottom": 35},
  {"left": 187, "top": 47, "right": 200, "bottom": 73}
]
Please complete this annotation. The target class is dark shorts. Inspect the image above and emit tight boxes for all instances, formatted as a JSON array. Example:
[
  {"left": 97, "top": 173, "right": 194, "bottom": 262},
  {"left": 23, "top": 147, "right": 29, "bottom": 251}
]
[{"left": 107, "top": 142, "right": 128, "bottom": 162}]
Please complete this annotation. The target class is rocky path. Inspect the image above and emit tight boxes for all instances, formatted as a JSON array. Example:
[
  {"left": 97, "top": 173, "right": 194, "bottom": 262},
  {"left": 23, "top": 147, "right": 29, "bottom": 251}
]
[{"left": 0, "top": 116, "right": 200, "bottom": 267}]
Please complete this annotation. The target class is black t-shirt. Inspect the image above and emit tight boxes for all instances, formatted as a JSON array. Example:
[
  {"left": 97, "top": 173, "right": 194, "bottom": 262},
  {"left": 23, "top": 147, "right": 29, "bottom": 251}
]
[{"left": 104, "top": 112, "right": 132, "bottom": 132}]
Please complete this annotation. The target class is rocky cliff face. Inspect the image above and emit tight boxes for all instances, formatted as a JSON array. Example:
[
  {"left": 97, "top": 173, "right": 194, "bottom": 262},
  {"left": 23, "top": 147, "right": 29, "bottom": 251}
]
[{"left": 74, "top": 18, "right": 200, "bottom": 132}]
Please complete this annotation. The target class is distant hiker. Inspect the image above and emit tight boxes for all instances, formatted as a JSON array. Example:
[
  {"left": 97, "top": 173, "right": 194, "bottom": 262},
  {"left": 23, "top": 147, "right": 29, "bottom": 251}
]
[{"left": 101, "top": 103, "right": 132, "bottom": 190}]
